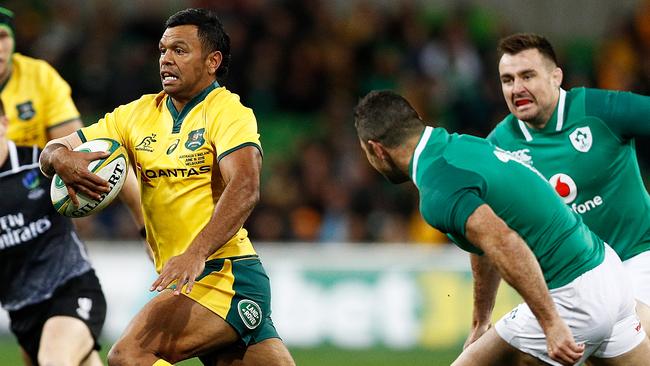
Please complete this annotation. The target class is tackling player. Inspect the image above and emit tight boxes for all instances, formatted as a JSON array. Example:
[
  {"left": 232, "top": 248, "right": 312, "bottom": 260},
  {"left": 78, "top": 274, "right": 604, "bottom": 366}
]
[
  {"left": 487, "top": 32, "right": 650, "bottom": 339},
  {"left": 40, "top": 8, "right": 294, "bottom": 366},
  {"left": 354, "top": 90, "right": 650, "bottom": 365}
]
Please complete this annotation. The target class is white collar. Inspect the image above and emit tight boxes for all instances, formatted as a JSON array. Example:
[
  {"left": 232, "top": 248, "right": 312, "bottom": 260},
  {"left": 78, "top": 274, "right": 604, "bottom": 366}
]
[
  {"left": 517, "top": 88, "right": 566, "bottom": 142},
  {"left": 0, "top": 141, "right": 40, "bottom": 178},
  {"left": 411, "top": 126, "right": 433, "bottom": 187}
]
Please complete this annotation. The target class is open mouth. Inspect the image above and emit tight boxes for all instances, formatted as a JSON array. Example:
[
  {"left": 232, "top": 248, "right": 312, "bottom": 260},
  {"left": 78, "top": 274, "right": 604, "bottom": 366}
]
[
  {"left": 161, "top": 71, "right": 179, "bottom": 85},
  {"left": 514, "top": 99, "right": 532, "bottom": 107}
]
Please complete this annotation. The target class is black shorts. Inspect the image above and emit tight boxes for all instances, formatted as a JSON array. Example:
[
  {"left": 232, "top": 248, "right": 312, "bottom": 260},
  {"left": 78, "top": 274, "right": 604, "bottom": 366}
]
[{"left": 8, "top": 270, "right": 107, "bottom": 364}]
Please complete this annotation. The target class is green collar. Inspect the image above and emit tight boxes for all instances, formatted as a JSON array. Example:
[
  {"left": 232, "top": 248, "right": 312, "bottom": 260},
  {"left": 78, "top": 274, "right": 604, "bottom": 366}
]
[{"left": 166, "top": 81, "right": 219, "bottom": 133}]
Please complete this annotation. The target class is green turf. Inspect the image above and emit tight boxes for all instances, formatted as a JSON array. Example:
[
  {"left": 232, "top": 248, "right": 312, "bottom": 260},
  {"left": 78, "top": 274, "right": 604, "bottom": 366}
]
[{"left": 0, "top": 336, "right": 460, "bottom": 365}]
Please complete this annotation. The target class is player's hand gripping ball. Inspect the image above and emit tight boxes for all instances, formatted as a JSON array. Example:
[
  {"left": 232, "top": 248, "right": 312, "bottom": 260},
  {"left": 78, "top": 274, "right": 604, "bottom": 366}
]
[{"left": 50, "top": 138, "right": 128, "bottom": 217}]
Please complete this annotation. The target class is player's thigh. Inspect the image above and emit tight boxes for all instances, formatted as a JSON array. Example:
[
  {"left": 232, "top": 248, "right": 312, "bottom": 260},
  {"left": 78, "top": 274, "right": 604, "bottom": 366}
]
[
  {"left": 636, "top": 300, "right": 650, "bottom": 337},
  {"left": 213, "top": 338, "right": 295, "bottom": 366},
  {"left": 622, "top": 251, "right": 650, "bottom": 306},
  {"left": 113, "top": 290, "right": 239, "bottom": 363},
  {"left": 39, "top": 316, "right": 95, "bottom": 363},
  {"left": 589, "top": 336, "right": 650, "bottom": 366}
]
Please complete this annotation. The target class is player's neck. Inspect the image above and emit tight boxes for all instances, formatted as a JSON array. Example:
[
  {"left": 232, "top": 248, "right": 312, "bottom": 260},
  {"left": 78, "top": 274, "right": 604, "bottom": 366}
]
[
  {"left": 391, "top": 133, "right": 423, "bottom": 174},
  {"left": 169, "top": 79, "right": 216, "bottom": 112}
]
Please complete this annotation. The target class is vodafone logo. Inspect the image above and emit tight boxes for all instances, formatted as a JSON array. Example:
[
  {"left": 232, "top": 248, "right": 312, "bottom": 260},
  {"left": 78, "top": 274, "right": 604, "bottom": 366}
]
[{"left": 549, "top": 173, "right": 577, "bottom": 203}]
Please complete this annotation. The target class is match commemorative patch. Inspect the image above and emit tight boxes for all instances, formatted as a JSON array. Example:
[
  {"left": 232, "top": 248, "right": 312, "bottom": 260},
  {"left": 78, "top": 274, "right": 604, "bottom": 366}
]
[{"left": 237, "top": 299, "right": 262, "bottom": 329}]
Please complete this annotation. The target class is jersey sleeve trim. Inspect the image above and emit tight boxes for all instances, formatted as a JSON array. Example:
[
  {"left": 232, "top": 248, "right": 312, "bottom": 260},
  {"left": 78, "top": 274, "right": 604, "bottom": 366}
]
[
  {"left": 217, "top": 142, "right": 263, "bottom": 162},
  {"left": 77, "top": 130, "right": 87, "bottom": 143},
  {"left": 45, "top": 117, "right": 81, "bottom": 131}
]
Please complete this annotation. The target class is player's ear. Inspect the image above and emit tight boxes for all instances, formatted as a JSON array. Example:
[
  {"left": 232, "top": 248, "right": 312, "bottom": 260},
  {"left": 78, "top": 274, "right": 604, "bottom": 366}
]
[
  {"left": 552, "top": 67, "right": 563, "bottom": 88},
  {"left": 207, "top": 50, "right": 222, "bottom": 76},
  {"left": 368, "top": 140, "right": 389, "bottom": 160}
]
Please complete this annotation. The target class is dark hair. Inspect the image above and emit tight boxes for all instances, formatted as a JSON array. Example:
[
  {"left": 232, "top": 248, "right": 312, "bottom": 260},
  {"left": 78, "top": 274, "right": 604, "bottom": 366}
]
[
  {"left": 354, "top": 90, "right": 424, "bottom": 148},
  {"left": 0, "top": 97, "right": 5, "bottom": 117},
  {"left": 165, "top": 8, "right": 231, "bottom": 79},
  {"left": 497, "top": 33, "right": 558, "bottom": 66}
]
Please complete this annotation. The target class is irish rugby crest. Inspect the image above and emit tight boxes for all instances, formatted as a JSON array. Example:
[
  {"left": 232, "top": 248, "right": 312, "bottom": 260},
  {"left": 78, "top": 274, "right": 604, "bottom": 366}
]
[{"left": 569, "top": 127, "right": 592, "bottom": 153}]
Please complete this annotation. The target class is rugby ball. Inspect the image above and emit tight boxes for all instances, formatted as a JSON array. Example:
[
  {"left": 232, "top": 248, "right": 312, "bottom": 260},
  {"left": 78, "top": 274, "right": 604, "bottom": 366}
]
[{"left": 50, "top": 138, "right": 129, "bottom": 218}]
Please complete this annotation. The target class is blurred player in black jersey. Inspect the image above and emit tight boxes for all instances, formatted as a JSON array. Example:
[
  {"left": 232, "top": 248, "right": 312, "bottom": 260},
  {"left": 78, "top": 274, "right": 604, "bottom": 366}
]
[{"left": 0, "top": 96, "right": 106, "bottom": 365}]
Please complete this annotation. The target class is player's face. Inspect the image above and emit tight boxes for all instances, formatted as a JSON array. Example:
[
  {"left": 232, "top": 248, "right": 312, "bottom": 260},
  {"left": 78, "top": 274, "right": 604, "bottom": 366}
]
[
  {"left": 359, "top": 138, "right": 409, "bottom": 184},
  {"left": 0, "top": 28, "right": 13, "bottom": 83},
  {"left": 159, "top": 25, "right": 216, "bottom": 101},
  {"left": 499, "top": 49, "right": 562, "bottom": 126}
]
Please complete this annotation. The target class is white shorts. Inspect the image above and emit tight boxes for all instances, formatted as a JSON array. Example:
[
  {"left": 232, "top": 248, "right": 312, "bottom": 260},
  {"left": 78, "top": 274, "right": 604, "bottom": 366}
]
[
  {"left": 623, "top": 250, "right": 650, "bottom": 306},
  {"left": 495, "top": 244, "right": 646, "bottom": 365}
]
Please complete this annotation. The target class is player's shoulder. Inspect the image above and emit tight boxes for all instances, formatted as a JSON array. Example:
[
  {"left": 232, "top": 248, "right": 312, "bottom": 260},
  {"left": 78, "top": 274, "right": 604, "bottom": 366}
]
[
  {"left": 12, "top": 53, "right": 59, "bottom": 76},
  {"left": 205, "top": 86, "right": 255, "bottom": 118},
  {"left": 118, "top": 91, "right": 167, "bottom": 114},
  {"left": 487, "top": 114, "right": 519, "bottom": 144}
]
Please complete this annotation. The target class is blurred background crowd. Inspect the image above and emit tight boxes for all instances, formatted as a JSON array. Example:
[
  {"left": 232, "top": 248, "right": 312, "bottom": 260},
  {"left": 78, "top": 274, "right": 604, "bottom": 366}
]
[{"left": 5, "top": 0, "right": 650, "bottom": 244}]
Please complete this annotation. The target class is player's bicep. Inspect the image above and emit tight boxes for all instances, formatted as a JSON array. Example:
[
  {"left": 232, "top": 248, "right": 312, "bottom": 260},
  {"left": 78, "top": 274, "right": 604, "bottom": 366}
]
[
  {"left": 464, "top": 204, "right": 518, "bottom": 252},
  {"left": 217, "top": 145, "right": 262, "bottom": 188}
]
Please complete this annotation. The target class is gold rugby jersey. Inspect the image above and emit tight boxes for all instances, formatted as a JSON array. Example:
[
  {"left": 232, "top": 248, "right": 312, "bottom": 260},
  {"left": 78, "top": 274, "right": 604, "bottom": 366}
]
[
  {"left": 79, "top": 82, "right": 261, "bottom": 272},
  {"left": 4, "top": 53, "right": 80, "bottom": 147}
]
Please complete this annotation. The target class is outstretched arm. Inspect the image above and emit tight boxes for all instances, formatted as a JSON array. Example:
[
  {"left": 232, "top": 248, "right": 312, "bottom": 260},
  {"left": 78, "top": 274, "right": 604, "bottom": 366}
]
[
  {"left": 464, "top": 204, "right": 584, "bottom": 365},
  {"left": 150, "top": 145, "right": 262, "bottom": 294}
]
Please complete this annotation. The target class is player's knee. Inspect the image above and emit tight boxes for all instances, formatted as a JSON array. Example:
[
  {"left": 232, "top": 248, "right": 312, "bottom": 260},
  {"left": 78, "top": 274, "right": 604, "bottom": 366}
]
[
  {"left": 107, "top": 343, "right": 131, "bottom": 366},
  {"left": 262, "top": 338, "right": 296, "bottom": 366}
]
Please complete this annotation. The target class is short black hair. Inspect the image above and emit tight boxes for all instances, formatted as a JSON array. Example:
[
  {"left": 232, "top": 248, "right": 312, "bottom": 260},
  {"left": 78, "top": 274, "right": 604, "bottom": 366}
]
[
  {"left": 354, "top": 90, "right": 424, "bottom": 148},
  {"left": 497, "top": 33, "right": 558, "bottom": 66},
  {"left": 165, "top": 8, "right": 231, "bottom": 79}
]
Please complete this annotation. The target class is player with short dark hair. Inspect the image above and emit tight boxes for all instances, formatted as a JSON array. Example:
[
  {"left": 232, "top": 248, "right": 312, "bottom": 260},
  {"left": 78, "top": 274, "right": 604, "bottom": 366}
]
[
  {"left": 354, "top": 90, "right": 650, "bottom": 365},
  {"left": 40, "top": 8, "right": 294, "bottom": 366},
  {"left": 0, "top": 96, "right": 107, "bottom": 365},
  {"left": 487, "top": 32, "right": 650, "bottom": 342}
]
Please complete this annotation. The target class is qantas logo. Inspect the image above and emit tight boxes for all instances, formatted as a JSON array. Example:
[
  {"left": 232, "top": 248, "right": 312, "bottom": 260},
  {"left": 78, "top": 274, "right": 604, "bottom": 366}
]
[{"left": 549, "top": 173, "right": 603, "bottom": 214}]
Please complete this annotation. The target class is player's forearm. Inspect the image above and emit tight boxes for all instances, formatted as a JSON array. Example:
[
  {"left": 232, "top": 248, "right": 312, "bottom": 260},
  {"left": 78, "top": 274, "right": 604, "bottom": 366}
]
[
  {"left": 483, "top": 232, "right": 559, "bottom": 331},
  {"left": 470, "top": 253, "right": 501, "bottom": 327},
  {"left": 186, "top": 177, "right": 259, "bottom": 259}
]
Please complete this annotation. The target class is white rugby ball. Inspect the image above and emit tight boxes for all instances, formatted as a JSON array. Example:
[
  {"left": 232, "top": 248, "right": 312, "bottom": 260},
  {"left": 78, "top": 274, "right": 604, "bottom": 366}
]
[{"left": 51, "top": 138, "right": 129, "bottom": 218}]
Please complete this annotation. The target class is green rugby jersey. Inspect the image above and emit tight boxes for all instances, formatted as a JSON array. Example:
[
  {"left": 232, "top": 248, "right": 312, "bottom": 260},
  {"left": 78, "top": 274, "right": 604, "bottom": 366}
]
[
  {"left": 410, "top": 126, "right": 604, "bottom": 289},
  {"left": 488, "top": 88, "right": 650, "bottom": 261}
]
